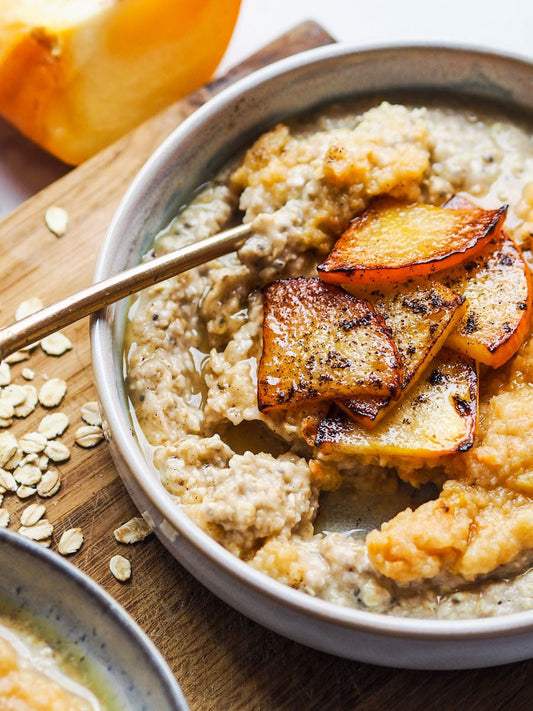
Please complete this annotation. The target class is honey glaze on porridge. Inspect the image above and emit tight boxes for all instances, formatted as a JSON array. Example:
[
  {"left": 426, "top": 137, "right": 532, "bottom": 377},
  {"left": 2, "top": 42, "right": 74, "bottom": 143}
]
[{"left": 125, "top": 98, "right": 533, "bottom": 618}]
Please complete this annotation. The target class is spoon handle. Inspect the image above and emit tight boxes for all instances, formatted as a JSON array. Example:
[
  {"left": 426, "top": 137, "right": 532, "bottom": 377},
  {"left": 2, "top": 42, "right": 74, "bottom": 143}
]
[{"left": 0, "top": 222, "right": 252, "bottom": 361}]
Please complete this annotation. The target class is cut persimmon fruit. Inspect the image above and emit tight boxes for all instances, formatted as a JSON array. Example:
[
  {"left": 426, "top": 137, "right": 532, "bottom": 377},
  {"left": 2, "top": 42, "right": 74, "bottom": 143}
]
[
  {"left": 437, "top": 195, "right": 533, "bottom": 368},
  {"left": 317, "top": 196, "right": 508, "bottom": 284},
  {"left": 0, "top": 0, "right": 241, "bottom": 164},
  {"left": 339, "top": 281, "right": 467, "bottom": 429},
  {"left": 257, "top": 277, "right": 402, "bottom": 412},
  {"left": 315, "top": 348, "right": 478, "bottom": 459}
]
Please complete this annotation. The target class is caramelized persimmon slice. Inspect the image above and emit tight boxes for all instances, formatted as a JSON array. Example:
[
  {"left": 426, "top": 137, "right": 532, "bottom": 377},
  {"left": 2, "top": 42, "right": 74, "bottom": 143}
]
[
  {"left": 315, "top": 349, "right": 478, "bottom": 458},
  {"left": 317, "top": 197, "right": 507, "bottom": 284},
  {"left": 438, "top": 195, "right": 533, "bottom": 368},
  {"left": 338, "top": 281, "right": 467, "bottom": 428},
  {"left": 258, "top": 277, "right": 401, "bottom": 412},
  {"left": 441, "top": 236, "right": 532, "bottom": 367}
]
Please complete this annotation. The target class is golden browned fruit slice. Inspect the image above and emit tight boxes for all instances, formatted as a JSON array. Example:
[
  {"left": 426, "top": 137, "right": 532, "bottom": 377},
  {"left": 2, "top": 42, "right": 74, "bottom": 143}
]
[
  {"left": 339, "top": 281, "right": 467, "bottom": 428},
  {"left": 366, "top": 480, "right": 533, "bottom": 583},
  {"left": 257, "top": 277, "right": 402, "bottom": 412},
  {"left": 317, "top": 197, "right": 507, "bottom": 284},
  {"left": 315, "top": 348, "right": 478, "bottom": 458},
  {"left": 436, "top": 196, "right": 533, "bottom": 368}
]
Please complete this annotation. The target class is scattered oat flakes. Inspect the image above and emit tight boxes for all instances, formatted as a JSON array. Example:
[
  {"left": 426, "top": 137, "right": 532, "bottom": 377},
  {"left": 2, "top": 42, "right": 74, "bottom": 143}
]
[
  {"left": 14, "top": 464, "right": 41, "bottom": 486},
  {"left": 20, "top": 503, "right": 46, "bottom": 527},
  {"left": 38, "top": 378, "right": 67, "bottom": 408},
  {"left": 113, "top": 516, "right": 152, "bottom": 544},
  {"left": 44, "top": 206, "right": 69, "bottom": 237},
  {"left": 0, "top": 362, "right": 10, "bottom": 386},
  {"left": 14, "top": 385, "right": 38, "bottom": 418},
  {"left": 15, "top": 298, "right": 43, "bottom": 322},
  {"left": 37, "top": 454, "right": 49, "bottom": 471},
  {"left": 19, "top": 453, "right": 38, "bottom": 467},
  {"left": 81, "top": 401, "right": 102, "bottom": 427},
  {"left": 0, "top": 400, "right": 14, "bottom": 421},
  {"left": 4, "top": 449, "right": 22, "bottom": 471},
  {"left": 0, "top": 433, "right": 18, "bottom": 467},
  {"left": 4, "top": 351, "right": 30, "bottom": 364},
  {"left": 21, "top": 368, "right": 35, "bottom": 381},
  {"left": 19, "top": 432, "right": 48, "bottom": 454},
  {"left": 0, "top": 509, "right": 9, "bottom": 528},
  {"left": 41, "top": 333, "right": 72, "bottom": 357},
  {"left": 19, "top": 519, "right": 53, "bottom": 541},
  {"left": 37, "top": 468, "right": 61, "bottom": 497},
  {"left": 0, "top": 402, "right": 13, "bottom": 427},
  {"left": 75, "top": 425, "right": 103, "bottom": 448},
  {"left": 2, "top": 385, "right": 27, "bottom": 407},
  {"left": 39, "top": 412, "right": 69, "bottom": 439},
  {"left": 0, "top": 469, "right": 17, "bottom": 492},
  {"left": 44, "top": 440, "right": 70, "bottom": 463},
  {"left": 109, "top": 555, "right": 131, "bottom": 582},
  {"left": 0, "top": 493, "right": 3, "bottom": 507},
  {"left": 58, "top": 528, "right": 84, "bottom": 555},
  {"left": 16, "top": 485, "right": 36, "bottom": 499}
]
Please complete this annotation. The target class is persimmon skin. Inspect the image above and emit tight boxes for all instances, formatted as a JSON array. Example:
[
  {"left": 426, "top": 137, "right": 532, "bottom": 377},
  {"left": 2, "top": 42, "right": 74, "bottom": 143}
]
[{"left": 317, "top": 197, "right": 508, "bottom": 285}]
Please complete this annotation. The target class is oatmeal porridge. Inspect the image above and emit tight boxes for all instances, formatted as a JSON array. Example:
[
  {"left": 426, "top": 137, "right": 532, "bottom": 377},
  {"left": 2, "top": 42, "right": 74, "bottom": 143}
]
[{"left": 125, "top": 99, "right": 533, "bottom": 618}]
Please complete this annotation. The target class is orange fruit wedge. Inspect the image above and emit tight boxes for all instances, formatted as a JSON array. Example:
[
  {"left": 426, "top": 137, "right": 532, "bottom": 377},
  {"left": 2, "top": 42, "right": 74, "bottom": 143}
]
[
  {"left": 257, "top": 277, "right": 402, "bottom": 412},
  {"left": 437, "top": 195, "right": 532, "bottom": 368},
  {"left": 317, "top": 197, "right": 507, "bottom": 284},
  {"left": 315, "top": 348, "right": 478, "bottom": 459}
]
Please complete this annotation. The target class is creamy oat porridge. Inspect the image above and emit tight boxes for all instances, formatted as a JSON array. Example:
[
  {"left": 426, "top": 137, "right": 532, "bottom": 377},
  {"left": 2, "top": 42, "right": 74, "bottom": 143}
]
[{"left": 125, "top": 99, "right": 533, "bottom": 619}]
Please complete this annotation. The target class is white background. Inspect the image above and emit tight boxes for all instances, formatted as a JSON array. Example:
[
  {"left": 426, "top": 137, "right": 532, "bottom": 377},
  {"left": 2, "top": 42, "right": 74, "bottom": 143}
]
[{"left": 1, "top": 0, "right": 532, "bottom": 219}]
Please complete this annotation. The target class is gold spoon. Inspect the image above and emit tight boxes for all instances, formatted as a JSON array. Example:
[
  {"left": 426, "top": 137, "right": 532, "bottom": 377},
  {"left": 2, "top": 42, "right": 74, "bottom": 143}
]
[{"left": 0, "top": 222, "right": 252, "bottom": 361}]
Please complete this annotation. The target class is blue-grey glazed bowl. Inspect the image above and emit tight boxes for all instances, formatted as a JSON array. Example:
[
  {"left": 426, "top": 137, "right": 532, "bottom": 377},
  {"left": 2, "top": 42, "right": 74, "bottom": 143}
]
[
  {"left": 0, "top": 529, "right": 188, "bottom": 710},
  {"left": 91, "top": 43, "right": 533, "bottom": 670}
]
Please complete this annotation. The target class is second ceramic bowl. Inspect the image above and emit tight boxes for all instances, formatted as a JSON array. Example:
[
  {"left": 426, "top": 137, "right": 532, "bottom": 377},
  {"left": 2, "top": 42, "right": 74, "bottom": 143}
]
[{"left": 0, "top": 529, "right": 188, "bottom": 710}]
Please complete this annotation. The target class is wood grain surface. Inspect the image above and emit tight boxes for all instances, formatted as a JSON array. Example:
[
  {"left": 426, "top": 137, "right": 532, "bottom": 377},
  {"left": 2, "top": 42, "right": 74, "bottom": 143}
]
[{"left": 0, "top": 20, "right": 532, "bottom": 711}]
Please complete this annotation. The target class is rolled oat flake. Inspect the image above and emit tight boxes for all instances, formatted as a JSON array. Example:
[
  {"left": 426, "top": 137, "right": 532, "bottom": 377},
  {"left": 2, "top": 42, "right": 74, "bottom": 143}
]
[
  {"left": 20, "top": 503, "right": 46, "bottom": 527},
  {"left": 41, "top": 332, "right": 72, "bottom": 356},
  {"left": 113, "top": 516, "right": 152, "bottom": 544},
  {"left": 19, "top": 519, "right": 53, "bottom": 541},
  {"left": 38, "top": 412, "right": 69, "bottom": 439},
  {"left": 110, "top": 555, "right": 132, "bottom": 582},
  {"left": 75, "top": 425, "right": 104, "bottom": 448},
  {"left": 37, "top": 468, "right": 61, "bottom": 497},
  {"left": 58, "top": 527, "right": 84, "bottom": 555},
  {"left": 38, "top": 378, "right": 67, "bottom": 408},
  {"left": 44, "top": 206, "right": 69, "bottom": 237}
]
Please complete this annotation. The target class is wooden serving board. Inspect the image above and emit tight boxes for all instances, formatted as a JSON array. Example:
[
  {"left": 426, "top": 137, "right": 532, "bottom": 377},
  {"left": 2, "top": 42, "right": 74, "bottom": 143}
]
[{"left": 0, "top": 20, "right": 531, "bottom": 711}]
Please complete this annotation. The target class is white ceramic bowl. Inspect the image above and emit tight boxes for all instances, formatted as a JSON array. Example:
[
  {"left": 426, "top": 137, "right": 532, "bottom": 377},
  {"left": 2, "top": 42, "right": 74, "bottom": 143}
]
[
  {"left": 91, "top": 43, "right": 533, "bottom": 670},
  {"left": 0, "top": 529, "right": 188, "bottom": 709}
]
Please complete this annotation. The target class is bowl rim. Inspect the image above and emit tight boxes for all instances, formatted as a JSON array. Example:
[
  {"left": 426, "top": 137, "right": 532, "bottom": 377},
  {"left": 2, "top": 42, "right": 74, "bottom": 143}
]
[
  {"left": 0, "top": 528, "right": 188, "bottom": 708},
  {"left": 92, "top": 40, "right": 533, "bottom": 643}
]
